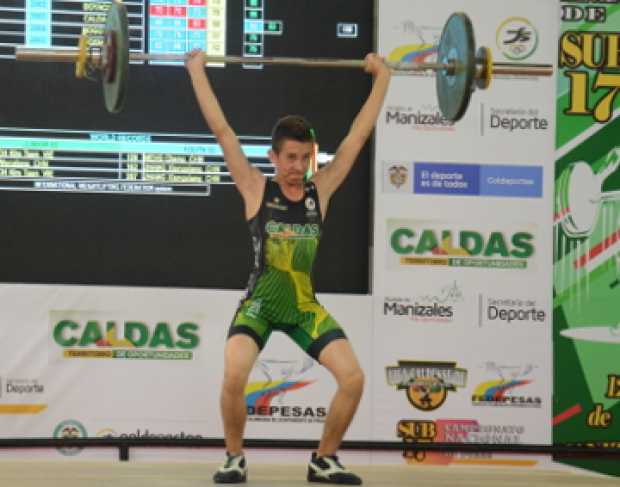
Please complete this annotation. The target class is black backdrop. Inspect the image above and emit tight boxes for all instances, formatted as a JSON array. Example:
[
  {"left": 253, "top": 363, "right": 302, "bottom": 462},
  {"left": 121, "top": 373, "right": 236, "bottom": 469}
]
[{"left": 0, "top": 0, "right": 374, "bottom": 293}]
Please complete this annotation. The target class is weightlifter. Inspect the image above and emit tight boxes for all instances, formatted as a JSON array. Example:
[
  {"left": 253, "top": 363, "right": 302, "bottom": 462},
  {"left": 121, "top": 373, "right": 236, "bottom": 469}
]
[{"left": 185, "top": 48, "right": 390, "bottom": 485}]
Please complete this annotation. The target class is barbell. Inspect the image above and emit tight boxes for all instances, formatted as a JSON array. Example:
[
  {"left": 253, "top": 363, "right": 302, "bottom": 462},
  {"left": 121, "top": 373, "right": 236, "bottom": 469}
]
[{"left": 14, "top": 0, "right": 553, "bottom": 121}]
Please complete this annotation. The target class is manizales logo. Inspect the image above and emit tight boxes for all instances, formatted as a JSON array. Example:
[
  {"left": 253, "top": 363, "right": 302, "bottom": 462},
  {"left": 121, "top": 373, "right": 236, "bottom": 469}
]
[
  {"left": 53, "top": 319, "right": 200, "bottom": 360},
  {"left": 390, "top": 227, "right": 535, "bottom": 270}
]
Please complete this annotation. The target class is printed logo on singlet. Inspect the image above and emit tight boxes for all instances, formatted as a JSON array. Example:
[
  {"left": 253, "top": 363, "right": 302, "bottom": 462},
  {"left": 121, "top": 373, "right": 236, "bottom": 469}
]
[
  {"left": 266, "top": 197, "right": 288, "bottom": 211},
  {"left": 305, "top": 197, "right": 318, "bottom": 219},
  {"left": 265, "top": 220, "right": 320, "bottom": 239},
  {"left": 246, "top": 299, "right": 262, "bottom": 319}
]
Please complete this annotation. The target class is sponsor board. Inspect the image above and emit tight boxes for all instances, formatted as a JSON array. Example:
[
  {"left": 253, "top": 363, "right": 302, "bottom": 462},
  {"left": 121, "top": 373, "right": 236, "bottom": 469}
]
[
  {"left": 497, "top": 17, "right": 539, "bottom": 61},
  {"left": 386, "top": 361, "right": 467, "bottom": 411},
  {"left": 384, "top": 104, "right": 456, "bottom": 130},
  {"left": 383, "top": 281, "right": 464, "bottom": 324},
  {"left": 53, "top": 419, "right": 87, "bottom": 456},
  {"left": 483, "top": 106, "right": 550, "bottom": 135},
  {"left": 245, "top": 358, "right": 327, "bottom": 424},
  {"left": 383, "top": 162, "right": 412, "bottom": 193},
  {"left": 385, "top": 23, "right": 441, "bottom": 78},
  {"left": 49, "top": 311, "right": 204, "bottom": 361},
  {"left": 387, "top": 220, "right": 537, "bottom": 271},
  {"left": 397, "top": 418, "right": 534, "bottom": 466},
  {"left": 412, "top": 162, "right": 543, "bottom": 198},
  {"left": 97, "top": 428, "right": 204, "bottom": 439},
  {"left": 471, "top": 362, "right": 542, "bottom": 408},
  {"left": 0, "top": 378, "right": 44, "bottom": 397},
  {"left": 53, "top": 421, "right": 205, "bottom": 457},
  {"left": 0, "top": 377, "right": 47, "bottom": 415},
  {"left": 478, "top": 294, "right": 547, "bottom": 327}
]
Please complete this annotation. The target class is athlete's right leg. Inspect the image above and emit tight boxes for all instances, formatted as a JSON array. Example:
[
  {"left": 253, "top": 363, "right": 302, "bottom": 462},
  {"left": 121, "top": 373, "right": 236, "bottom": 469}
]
[
  {"left": 221, "top": 333, "right": 259, "bottom": 455},
  {"left": 222, "top": 297, "right": 272, "bottom": 456},
  {"left": 213, "top": 334, "right": 260, "bottom": 484}
]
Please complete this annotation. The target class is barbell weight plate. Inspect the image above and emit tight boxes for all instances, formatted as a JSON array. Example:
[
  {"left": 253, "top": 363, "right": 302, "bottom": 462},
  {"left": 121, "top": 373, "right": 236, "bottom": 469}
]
[
  {"left": 436, "top": 12, "right": 475, "bottom": 122},
  {"left": 102, "top": 1, "right": 129, "bottom": 114},
  {"left": 103, "top": 31, "right": 118, "bottom": 83}
]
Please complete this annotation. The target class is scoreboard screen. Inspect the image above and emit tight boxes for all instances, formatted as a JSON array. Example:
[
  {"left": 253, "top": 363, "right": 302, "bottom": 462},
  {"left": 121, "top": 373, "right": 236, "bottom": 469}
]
[{"left": 0, "top": 0, "right": 374, "bottom": 292}]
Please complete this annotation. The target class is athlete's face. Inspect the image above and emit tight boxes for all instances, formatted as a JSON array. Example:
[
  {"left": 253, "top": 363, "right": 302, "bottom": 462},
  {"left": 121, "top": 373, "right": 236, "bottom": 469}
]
[{"left": 270, "top": 139, "right": 314, "bottom": 185}]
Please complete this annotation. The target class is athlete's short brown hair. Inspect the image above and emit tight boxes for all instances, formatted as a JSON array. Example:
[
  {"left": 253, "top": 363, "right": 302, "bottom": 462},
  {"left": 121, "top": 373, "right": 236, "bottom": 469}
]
[{"left": 271, "top": 115, "right": 316, "bottom": 153}]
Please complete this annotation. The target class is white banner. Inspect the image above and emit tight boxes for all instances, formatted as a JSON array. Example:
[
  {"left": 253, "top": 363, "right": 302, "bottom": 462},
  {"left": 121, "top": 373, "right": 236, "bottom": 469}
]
[
  {"left": 372, "top": 0, "right": 558, "bottom": 465},
  {"left": 0, "top": 284, "right": 372, "bottom": 453}
]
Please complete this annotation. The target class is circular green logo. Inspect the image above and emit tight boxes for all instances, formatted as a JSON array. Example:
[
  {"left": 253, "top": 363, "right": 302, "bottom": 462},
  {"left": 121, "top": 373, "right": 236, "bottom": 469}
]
[
  {"left": 53, "top": 419, "right": 87, "bottom": 456},
  {"left": 496, "top": 17, "right": 539, "bottom": 61}
]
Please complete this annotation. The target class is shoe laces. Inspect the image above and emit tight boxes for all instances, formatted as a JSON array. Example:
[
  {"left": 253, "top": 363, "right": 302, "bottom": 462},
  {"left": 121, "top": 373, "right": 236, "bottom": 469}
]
[
  {"left": 224, "top": 452, "right": 243, "bottom": 468},
  {"left": 321, "top": 454, "right": 345, "bottom": 469}
]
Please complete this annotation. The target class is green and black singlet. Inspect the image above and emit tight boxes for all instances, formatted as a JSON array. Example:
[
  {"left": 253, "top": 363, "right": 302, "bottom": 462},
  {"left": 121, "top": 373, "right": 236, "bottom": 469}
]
[{"left": 229, "top": 179, "right": 346, "bottom": 360}]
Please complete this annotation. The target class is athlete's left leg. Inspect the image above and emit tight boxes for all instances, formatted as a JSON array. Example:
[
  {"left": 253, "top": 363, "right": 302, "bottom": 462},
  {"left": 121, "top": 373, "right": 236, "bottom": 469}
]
[
  {"left": 285, "top": 307, "right": 364, "bottom": 483},
  {"left": 316, "top": 338, "right": 364, "bottom": 456}
]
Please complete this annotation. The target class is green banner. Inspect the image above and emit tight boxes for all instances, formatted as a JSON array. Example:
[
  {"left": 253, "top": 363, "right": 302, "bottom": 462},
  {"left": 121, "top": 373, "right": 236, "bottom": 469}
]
[{"left": 554, "top": 1, "right": 620, "bottom": 476}]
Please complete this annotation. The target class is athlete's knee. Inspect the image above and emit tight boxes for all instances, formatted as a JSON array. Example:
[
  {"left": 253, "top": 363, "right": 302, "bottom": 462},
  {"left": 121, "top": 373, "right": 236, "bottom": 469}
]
[
  {"left": 222, "top": 370, "right": 249, "bottom": 396},
  {"left": 338, "top": 367, "right": 364, "bottom": 397}
]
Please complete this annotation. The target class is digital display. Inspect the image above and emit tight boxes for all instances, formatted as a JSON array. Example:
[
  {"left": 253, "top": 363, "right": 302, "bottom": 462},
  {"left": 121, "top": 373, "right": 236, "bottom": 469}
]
[
  {"left": 0, "top": 127, "right": 332, "bottom": 195},
  {"left": 0, "top": 1, "right": 145, "bottom": 55},
  {"left": 2, "top": 0, "right": 284, "bottom": 62},
  {"left": 148, "top": 0, "right": 226, "bottom": 64},
  {"left": 0, "top": 0, "right": 374, "bottom": 292}
]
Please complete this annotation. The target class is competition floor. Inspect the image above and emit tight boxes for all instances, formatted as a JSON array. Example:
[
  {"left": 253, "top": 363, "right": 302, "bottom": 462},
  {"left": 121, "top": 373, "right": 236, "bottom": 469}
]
[{"left": 2, "top": 462, "right": 620, "bottom": 487}]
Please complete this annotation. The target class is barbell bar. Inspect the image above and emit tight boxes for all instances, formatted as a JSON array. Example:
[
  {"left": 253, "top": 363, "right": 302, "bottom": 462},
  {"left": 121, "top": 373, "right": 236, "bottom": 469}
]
[
  {"left": 13, "top": 49, "right": 554, "bottom": 76},
  {"left": 14, "top": 0, "right": 554, "bottom": 120},
  {"left": 16, "top": 49, "right": 451, "bottom": 71}
]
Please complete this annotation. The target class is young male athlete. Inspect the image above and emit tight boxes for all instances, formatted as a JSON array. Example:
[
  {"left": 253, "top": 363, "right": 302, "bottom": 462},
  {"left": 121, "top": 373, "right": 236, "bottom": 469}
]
[{"left": 185, "top": 48, "right": 390, "bottom": 485}]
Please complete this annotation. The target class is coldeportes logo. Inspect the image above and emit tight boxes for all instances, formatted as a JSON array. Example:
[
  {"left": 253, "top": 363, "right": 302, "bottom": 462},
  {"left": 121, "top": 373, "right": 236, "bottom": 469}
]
[
  {"left": 386, "top": 361, "right": 467, "bottom": 411},
  {"left": 53, "top": 419, "right": 87, "bottom": 456},
  {"left": 471, "top": 362, "right": 542, "bottom": 408},
  {"left": 388, "top": 220, "right": 536, "bottom": 270},
  {"left": 496, "top": 17, "right": 538, "bottom": 61},
  {"left": 97, "top": 428, "right": 203, "bottom": 439},
  {"left": 245, "top": 358, "right": 327, "bottom": 423},
  {"left": 51, "top": 311, "right": 200, "bottom": 360}
]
